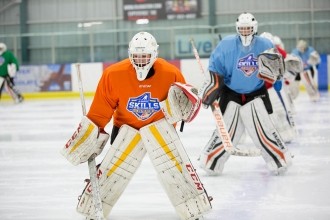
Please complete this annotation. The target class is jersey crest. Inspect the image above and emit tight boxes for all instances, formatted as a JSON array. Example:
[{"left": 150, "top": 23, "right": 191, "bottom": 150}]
[
  {"left": 127, "top": 92, "right": 160, "bottom": 121},
  {"left": 237, "top": 54, "right": 258, "bottom": 77}
]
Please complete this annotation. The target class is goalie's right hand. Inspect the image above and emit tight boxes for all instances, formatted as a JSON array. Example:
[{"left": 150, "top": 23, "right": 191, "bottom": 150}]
[
  {"left": 200, "top": 71, "right": 223, "bottom": 108},
  {"left": 60, "top": 116, "right": 110, "bottom": 166}
]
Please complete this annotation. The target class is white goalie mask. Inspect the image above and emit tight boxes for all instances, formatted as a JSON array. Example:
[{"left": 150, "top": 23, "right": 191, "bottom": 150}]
[
  {"left": 236, "top": 12, "right": 258, "bottom": 47},
  {"left": 128, "top": 32, "right": 159, "bottom": 81},
  {"left": 297, "top": 40, "right": 308, "bottom": 53},
  {"left": 260, "top": 32, "right": 274, "bottom": 44}
]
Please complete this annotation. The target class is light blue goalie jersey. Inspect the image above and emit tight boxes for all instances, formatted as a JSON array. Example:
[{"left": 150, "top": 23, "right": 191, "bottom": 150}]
[
  {"left": 291, "top": 46, "right": 316, "bottom": 71},
  {"left": 208, "top": 35, "right": 273, "bottom": 94}
]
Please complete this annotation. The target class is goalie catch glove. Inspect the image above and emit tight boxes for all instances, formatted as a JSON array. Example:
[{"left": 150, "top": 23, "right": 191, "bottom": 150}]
[
  {"left": 161, "top": 82, "right": 201, "bottom": 124},
  {"left": 257, "top": 48, "right": 285, "bottom": 84},
  {"left": 199, "top": 71, "right": 223, "bottom": 108}
]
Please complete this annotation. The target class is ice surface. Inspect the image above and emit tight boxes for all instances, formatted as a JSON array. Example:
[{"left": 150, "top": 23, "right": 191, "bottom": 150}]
[{"left": 1, "top": 92, "right": 329, "bottom": 220}]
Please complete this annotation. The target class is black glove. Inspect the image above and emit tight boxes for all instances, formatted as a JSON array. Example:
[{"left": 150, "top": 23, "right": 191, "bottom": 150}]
[{"left": 200, "top": 71, "right": 223, "bottom": 108}]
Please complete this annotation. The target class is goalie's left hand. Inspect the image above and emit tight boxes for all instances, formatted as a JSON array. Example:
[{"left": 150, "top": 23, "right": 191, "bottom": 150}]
[{"left": 161, "top": 82, "right": 201, "bottom": 124}]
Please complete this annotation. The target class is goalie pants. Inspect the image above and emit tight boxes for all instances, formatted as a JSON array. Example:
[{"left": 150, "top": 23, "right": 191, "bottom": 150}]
[{"left": 218, "top": 85, "right": 273, "bottom": 114}]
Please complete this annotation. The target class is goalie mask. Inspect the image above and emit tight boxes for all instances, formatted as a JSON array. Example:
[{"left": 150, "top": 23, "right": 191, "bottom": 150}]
[
  {"left": 128, "top": 32, "right": 159, "bottom": 81},
  {"left": 236, "top": 12, "right": 258, "bottom": 47},
  {"left": 297, "top": 40, "right": 307, "bottom": 53},
  {"left": 260, "top": 32, "right": 274, "bottom": 44}
]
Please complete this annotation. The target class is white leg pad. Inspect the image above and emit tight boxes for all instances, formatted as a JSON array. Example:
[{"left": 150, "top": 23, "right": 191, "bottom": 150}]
[
  {"left": 140, "top": 119, "right": 212, "bottom": 220},
  {"left": 0, "top": 76, "right": 4, "bottom": 88},
  {"left": 288, "top": 80, "right": 300, "bottom": 100},
  {"left": 240, "top": 98, "right": 292, "bottom": 175},
  {"left": 301, "top": 70, "right": 320, "bottom": 101},
  {"left": 282, "top": 83, "right": 296, "bottom": 114},
  {"left": 199, "top": 101, "right": 244, "bottom": 175},
  {"left": 77, "top": 124, "right": 146, "bottom": 219},
  {"left": 268, "top": 88, "right": 297, "bottom": 143}
]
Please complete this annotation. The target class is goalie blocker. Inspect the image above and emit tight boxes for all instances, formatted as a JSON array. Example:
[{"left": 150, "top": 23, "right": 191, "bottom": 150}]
[{"left": 60, "top": 116, "right": 110, "bottom": 166}]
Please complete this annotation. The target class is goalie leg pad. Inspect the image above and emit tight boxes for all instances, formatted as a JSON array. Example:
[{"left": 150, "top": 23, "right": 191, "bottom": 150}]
[
  {"left": 282, "top": 83, "right": 296, "bottom": 114},
  {"left": 279, "top": 88, "right": 297, "bottom": 132},
  {"left": 268, "top": 88, "right": 297, "bottom": 143},
  {"left": 199, "top": 101, "right": 245, "bottom": 175},
  {"left": 301, "top": 70, "right": 320, "bottom": 101},
  {"left": 61, "top": 116, "right": 110, "bottom": 166},
  {"left": 288, "top": 80, "right": 300, "bottom": 100},
  {"left": 0, "top": 76, "right": 4, "bottom": 98},
  {"left": 240, "top": 98, "right": 292, "bottom": 175},
  {"left": 77, "top": 125, "right": 146, "bottom": 219},
  {"left": 140, "top": 119, "right": 212, "bottom": 220},
  {"left": 3, "top": 76, "right": 23, "bottom": 102}
]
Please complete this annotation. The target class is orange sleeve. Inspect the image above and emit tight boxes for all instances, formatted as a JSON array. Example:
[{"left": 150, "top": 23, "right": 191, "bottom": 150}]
[{"left": 87, "top": 69, "right": 116, "bottom": 129}]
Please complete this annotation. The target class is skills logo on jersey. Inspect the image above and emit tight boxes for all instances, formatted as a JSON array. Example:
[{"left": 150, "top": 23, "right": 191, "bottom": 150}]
[
  {"left": 127, "top": 92, "right": 160, "bottom": 120},
  {"left": 237, "top": 54, "right": 258, "bottom": 77}
]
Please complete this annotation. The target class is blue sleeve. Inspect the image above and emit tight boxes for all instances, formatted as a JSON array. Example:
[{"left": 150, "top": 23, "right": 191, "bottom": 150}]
[{"left": 208, "top": 44, "right": 226, "bottom": 75}]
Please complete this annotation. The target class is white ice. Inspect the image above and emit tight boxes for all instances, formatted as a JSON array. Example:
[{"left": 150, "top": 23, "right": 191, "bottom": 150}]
[{"left": 1, "top": 92, "right": 330, "bottom": 220}]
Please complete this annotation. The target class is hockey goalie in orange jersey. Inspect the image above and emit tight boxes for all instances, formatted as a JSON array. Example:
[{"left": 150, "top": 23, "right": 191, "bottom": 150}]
[
  {"left": 88, "top": 49, "right": 185, "bottom": 139},
  {"left": 61, "top": 32, "right": 212, "bottom": 220}
]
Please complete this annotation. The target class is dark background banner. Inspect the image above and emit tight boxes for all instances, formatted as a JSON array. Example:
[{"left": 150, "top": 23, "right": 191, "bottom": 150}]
[{"left": 123, "top": 0, "right": 201, "bottom": 21}]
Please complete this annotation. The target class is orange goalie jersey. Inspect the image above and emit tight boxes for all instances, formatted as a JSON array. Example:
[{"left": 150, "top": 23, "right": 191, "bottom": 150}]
[{"left": 87, "top": 58, "right": 185, "bottom": 130}]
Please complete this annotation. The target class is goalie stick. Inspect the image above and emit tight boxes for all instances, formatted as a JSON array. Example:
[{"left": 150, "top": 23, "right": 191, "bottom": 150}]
[
  {"left": 190, "top": 38, "right": 261, "bottom": 157},
  {"left": 76, "top": 63, "right": 104, "bottom": 220}
]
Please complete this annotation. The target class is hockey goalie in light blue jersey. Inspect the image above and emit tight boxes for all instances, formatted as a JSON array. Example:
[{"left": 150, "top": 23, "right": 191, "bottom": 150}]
[{"left": 199, "top": 12, "right": 292, "bottom": 175}]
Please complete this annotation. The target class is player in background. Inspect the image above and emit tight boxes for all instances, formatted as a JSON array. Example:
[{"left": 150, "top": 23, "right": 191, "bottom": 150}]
[
  {"left": 0, "top": 43, "right": 24, "bottom": 103},
  {"left": 291, "top": 39, "right": 321, "bottom": 101},
  {"left": 61, "top": 32, "right": 211, "bottom": 220},
  {"left": 259, "top": 32, "right": 298, "bottom": 143},
  {"left": 198, "top": 12, "right": 292, "bottom": 175}
]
